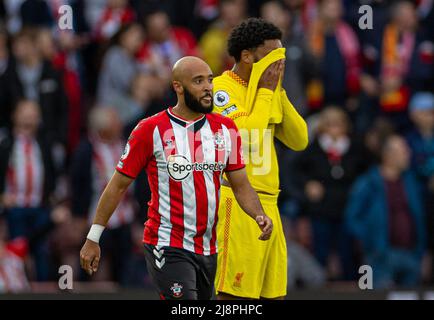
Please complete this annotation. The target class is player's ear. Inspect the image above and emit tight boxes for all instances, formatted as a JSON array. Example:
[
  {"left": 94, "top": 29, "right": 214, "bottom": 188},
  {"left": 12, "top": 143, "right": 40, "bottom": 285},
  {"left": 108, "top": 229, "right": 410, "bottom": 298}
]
[
  {"left": 172, "top": 81, "right": 184, "bottom": 94},
  {"left": 240, "top": 49, "right": 253, "bottom": 65}
]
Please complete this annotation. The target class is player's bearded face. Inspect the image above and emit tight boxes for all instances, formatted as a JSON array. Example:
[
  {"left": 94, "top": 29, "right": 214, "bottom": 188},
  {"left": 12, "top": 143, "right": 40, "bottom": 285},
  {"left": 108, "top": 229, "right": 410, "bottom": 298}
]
[{"left": 183, "top": 86, "right": 213, "bottom": 114}]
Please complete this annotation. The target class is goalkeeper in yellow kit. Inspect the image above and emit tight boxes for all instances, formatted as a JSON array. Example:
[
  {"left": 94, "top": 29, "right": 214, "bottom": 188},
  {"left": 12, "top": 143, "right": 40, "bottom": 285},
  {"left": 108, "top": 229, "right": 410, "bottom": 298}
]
[{"left": 213, "top": 18, "right": 308, "bottom": 300}]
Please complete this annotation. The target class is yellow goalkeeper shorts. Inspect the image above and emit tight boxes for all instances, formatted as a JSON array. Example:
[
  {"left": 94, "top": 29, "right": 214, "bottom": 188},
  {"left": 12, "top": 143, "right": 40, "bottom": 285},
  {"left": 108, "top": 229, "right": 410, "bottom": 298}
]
[{"left": 215, "top": 185, "right": 287, "bottom": 299}]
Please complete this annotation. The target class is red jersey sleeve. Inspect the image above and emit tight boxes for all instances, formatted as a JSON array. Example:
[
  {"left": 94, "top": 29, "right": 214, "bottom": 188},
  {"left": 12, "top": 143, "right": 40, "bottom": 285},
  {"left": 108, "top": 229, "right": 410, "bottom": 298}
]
[
  {"left": 223, "top": 117, "right": 245, "bottom": 172},
  {"left": 116, "top": 119, "right": 153, "bottom": 178}
]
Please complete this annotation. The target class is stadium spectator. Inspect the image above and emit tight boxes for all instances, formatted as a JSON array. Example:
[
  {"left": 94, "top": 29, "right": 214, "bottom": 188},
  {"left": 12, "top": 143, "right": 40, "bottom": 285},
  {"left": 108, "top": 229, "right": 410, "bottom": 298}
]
[
  {"left": 109, "top": 72, "right": 165, "bottom": 134},
  {"left": 0, "top": 100, "right": 57, "bottom": 281},
  {"left": 199, "top": 0, "right": 246, "bottom": 75},
  {"left": 133, "top": 0, "right": 215, "bottom": 38},
  {"left": 137, "top": 8, "right": 199, "bottom": 87},
  {"left": 417, "top": 0, "right": 434, "bottom": 42},
  {"left": 362, "top": 117, "right": 396, "bottom": 165},
  {"left": 0, "top": 24, "right": 13, "bottom": 131},
  {"left": 359, "top": 1, "right": 434, "bottom": 133},
  {"left": 283, "top": 0, "right": 318, "bottom": 36},
  {"left": 93, "top": 0, "right": 136, "bottom": 42},
  {"left": 282, "top": 203, "right": 326, "bottom": 290},
  {"left": 0, "top": 216, "right": 31, "bottom": 293},
  {"left": 406, "top": 93, "right": 434, "bottom": 184},
  {"left": 71, "top": 107, "right": 136, "bottom": 285},
  {"left": 379, "top": 1, "right": 433, "bottom": 128},
  {"left": 83, "top": 0, "right": 109, "bottom": 33},
  {"left": 405, "top": 92, "right": 434, "bottom": 283},
  {"left": 262, "top": 0, "right": 291, "bottom": 37},
  {"left": 306, "top": 0, "right": 361, "bottom": 112},
  {"left": 8, "top": 28, "right": 69, "bottom": 153},
  {"left": 294, "top": 106, "right": 365, "bottom": 280},
  {"left": 37, "top": 28, "right": 84, "bottom": 154},
  {"left": 0, "top": 200, "right": 70, "bottom": 291},
  {"left": 193, "top": 0, "right": 221, "bottom": 35},
  {"left": 346, "top": 134, "right": 427, "bottom": 288},
  {"left": 96, "top": 23, "right": 144, "bottom": 107}
]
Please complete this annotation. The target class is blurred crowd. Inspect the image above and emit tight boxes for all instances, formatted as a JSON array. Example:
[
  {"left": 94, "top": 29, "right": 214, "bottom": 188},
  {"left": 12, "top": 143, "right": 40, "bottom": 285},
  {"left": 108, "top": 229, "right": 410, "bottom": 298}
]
[{"left": 0, "top": 0, "right": 433, "bottom": 293}]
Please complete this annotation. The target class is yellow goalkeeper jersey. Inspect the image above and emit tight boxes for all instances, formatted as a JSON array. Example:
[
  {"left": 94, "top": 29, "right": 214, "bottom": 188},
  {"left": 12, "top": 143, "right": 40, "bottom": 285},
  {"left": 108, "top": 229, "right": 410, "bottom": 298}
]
[{"left": 212, "top": 70, "right": 308, "bottom": 196}]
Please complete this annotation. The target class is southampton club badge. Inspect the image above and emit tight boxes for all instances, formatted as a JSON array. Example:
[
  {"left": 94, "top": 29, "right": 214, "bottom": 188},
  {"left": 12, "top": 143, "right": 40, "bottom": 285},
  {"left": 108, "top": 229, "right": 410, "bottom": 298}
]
[
  {"left": 170, "top": 283, "right": 183, "bottom": 298},
  {"left": 214, "top": 132, "right": 225, "bottom": 151},
  {"left": 165, "top": 139, "right": 174, "bottom": 150}
]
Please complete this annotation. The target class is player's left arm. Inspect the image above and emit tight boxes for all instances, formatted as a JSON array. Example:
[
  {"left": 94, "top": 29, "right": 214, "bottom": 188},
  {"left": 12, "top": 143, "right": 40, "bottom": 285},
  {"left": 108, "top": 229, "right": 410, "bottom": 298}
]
[
  {"left": 274, "top": 89, "right": 309, "bottom": 151},
  {"left": 225, "top": 168, "right": 273, "bottom": 241}
]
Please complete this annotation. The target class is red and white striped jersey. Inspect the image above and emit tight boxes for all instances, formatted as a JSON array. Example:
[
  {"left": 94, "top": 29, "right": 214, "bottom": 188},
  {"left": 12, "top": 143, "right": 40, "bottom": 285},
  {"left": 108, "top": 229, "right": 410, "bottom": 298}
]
[
  {"left": 116, "top": 108, "right": 245, "bottom": 256},
  {"left": 90, "top": 138, "right": 135, "bottom": 229},
  {"left": 0, "top": 238, "right": 31, "bottom": 293},
  {"left": 5, "top": 135, "right": 44, "bottom": 208}
]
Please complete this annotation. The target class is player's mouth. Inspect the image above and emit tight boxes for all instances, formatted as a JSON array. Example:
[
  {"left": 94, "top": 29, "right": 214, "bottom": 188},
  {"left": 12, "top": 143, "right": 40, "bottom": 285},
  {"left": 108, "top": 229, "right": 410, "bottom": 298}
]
[{"left": 201, "top": 95, "right": 212, "bottom": 103}]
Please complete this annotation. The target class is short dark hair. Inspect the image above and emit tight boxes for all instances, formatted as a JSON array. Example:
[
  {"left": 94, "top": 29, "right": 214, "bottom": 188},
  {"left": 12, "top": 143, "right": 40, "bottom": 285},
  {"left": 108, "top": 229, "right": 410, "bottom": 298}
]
[{"left": 227, "top": 18, "right": 282, "bottom": 61}]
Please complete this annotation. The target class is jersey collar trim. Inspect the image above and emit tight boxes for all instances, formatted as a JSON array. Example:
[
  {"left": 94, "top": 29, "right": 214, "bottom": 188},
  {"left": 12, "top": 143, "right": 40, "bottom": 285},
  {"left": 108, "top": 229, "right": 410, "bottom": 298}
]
[
  {"left": 166, "top": 108, "right": 207, "bottom": 132},
  {"left": 225, "top": 70, "right": 248, "bottom": 87}
]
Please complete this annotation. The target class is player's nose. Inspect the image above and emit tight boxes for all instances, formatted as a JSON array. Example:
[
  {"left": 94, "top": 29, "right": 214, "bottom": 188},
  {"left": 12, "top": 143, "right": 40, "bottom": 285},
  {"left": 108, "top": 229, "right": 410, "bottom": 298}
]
[{"left": 204, "top": 81, "right": 213, "bottom": 92}]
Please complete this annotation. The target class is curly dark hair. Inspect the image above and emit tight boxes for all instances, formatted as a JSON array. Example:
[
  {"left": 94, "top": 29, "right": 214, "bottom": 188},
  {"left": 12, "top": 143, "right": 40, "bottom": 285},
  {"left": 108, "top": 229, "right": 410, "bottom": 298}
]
[{"left": 227, "top": 18, "right": 282, "bottom": 62}]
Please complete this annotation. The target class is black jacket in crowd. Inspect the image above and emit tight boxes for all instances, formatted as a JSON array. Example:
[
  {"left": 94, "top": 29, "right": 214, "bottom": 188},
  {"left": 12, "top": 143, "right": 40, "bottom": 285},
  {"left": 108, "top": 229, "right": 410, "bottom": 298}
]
[
  {"left": 7, "top": 59, "right": 69, "bottom": 147},
  {"left": 293, "top": 137, "right": 367, "bottom": 221}
]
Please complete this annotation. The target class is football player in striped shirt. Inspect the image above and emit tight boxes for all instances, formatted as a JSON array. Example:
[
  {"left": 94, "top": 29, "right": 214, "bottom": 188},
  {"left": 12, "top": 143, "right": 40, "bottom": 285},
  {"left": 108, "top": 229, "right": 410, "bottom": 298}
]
[{"left": 80, "top": 56, "right": 273, "bottom": 300}]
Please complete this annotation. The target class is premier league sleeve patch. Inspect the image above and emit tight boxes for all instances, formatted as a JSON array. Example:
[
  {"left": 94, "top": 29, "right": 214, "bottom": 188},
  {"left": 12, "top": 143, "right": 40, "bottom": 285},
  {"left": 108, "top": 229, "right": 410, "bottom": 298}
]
[
  {"left": 213, "top": 90, "right": 230, "bottom": 107},
  {"left": 120, "top": 142, "right": 130, "bottom": 160}
]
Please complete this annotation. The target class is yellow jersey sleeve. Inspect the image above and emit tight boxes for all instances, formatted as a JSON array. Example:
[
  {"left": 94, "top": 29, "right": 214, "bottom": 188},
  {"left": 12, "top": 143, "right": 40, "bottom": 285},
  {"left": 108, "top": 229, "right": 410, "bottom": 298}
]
[{"left": 274, "top": 89, "right": 309, "bottom": 151}]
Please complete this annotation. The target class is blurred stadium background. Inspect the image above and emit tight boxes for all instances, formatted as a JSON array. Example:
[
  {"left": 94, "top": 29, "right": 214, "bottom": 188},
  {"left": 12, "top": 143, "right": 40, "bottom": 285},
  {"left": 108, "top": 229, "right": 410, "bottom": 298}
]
[{"left": 0, "top": 0, "right": 433, "bottom": 299}]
